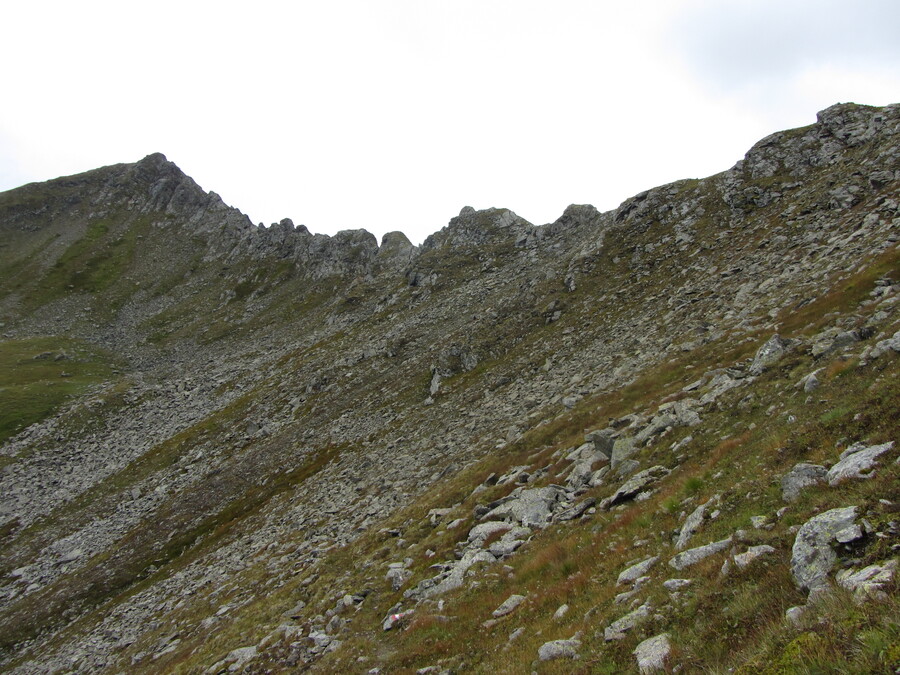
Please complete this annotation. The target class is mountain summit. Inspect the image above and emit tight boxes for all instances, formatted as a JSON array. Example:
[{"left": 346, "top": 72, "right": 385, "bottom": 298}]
[{"left": 1, "top": 102, "right": 898, "bottom": 673}]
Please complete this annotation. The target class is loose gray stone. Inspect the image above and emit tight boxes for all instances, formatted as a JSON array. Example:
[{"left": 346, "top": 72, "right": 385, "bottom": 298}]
[
  {"left": 223, "top": 646, "right": 257, "bottom": 670},
  {"left": 675, "top": 495, "right": 718, "bottom": 550},
  {"left": 868, "top": 329, "right": 900, "bottom": 360},
  {"left": 785, "top": 606, "right": 805, "bottom": 626},
  {"left": 492, "top": 594, "right": 526, "bottom": 618},
  {"left": 467, "top": 521, "right": 513, "bottom": 546},
  {"left": 604, "top": 603, "right": 652, "bottom": 641},
  {"left": 750, "top": 334, "right": 788, "bottom": 375},
  {"left": 601, "top": 466, "right": 669, "bottom": 509},
  {"left": 556, "top": 497, "right": 596, "bottom": 522},
  {"left": 669, "top": 537, "right": 732, "bottom": 570},
  {"left": 733, "top": 545, "right": 776, "bottom": 569},
  {"left": 538, "top": 638, "right": 580, "bottom": 661},
  {"left": 797, "top": 369, "right": 823, "bottom": 392},
  {"left": 382, "top": 610, "right": 414, "bottom": 631},
  {"left": 553, "top": 603, "right": 569, "bottom": 620},
  {"left": 663, "top": 578, "right": 692, "bottom": 591},
  {"left": 633, "top": 633, "right": 672, "bottom": 673},
  {"left": 836, "top": 560, "right": 896, "bottom": 600},
  {"left": 811, "top": 328, "right": 860, "bottom": 358},
  {"left": 781, "top": 463, "right": 827, "bottom": 502},
  {"left": 386, "top": 567, "right": 413, "bottom": 591},
  {"left": 617, "top": 556, "right": 659, "bottom": 585},
  {"left": 488, "top": 529, "right": 529, "bottom": 558}
]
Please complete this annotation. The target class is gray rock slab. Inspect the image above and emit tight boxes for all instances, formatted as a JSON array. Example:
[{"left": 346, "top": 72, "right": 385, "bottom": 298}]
[
  {"left": 781, "top": 463, "right": 827, "bottom": 502},
  {"left": 617, "top": 556, "right": 659, "bottom": 586},
  {"left": 669, "top": 537, "right": 732, "bottom": 570},
  {"left": 826, "top": 442, "right": 894, "bottom": 485},
  {"left": 538, "top": 638, "right": 580, "bottom": 661},
  {"left": 556, "top": 497, "right": 595, "bottom": 522},
  {"left": 675, "top": 495, "right": 718, "bottom": 550},
  {"left": 604, "top": 602, "right": 652, "bottom": 641},
  {"left": 601, "top": 466, "right": 669, "bottom": 509},
  {"left": 633, "top": 633, "right": 672, "bottom": 673},
  {"left": 492, "top": 594, "right": 526, "bottom": 618},
  {"left": 733, "top": 545, "right": 776, "bottom": 569}
]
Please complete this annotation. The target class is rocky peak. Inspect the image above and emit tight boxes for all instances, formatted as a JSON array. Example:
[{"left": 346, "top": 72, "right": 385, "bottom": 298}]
[
  {"left": 816, "top": 101, "right": 899, "bottom": 147},
  {"left": 421, "top": 205, "right": 534, "bottom": 251}
]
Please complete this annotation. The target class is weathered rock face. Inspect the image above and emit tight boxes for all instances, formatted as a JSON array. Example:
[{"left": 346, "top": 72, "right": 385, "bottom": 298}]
[
  {"left": 790, "top": 506, "right": 860, "bottom": 592},
  {"left": 0, "top": 101, "right": 898, "bottom": 674}
]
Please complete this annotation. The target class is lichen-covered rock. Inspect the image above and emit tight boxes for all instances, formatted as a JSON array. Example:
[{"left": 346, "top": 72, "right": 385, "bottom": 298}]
[
  {"left": 538, "top": 638, "right": 580, "bottom": 661},
  {"left": 492, "top": 594, "right": 526, "bottom": 618},
  {"left": 836, "top": 560, "right": 896, "bottom": 601},
  {"left": 604, "top": 603, "right": 652, "bottom": 641},
  {"left": 669, "top": 537, "right": 732, "bottom": 570},
  {"left": 617, "top": 556, "right": 659, "bottom": 585},
  {"left": 633, "top": 633, "right": 672, "bottom": 673},
  {"left": 750, "top": 334, "right": 789, "bottom": 375},
  {"left": 791, "top": 506, "right": 859, "bottom": 592},
  {"left": 733, "top": 545, "right": 776, "bottom": 569},
  {"left": 781, "top": 463, "right": 827, "bottom": 502},
  {"left": 826, "top": 442, "right": 894, "bottom": 485}
]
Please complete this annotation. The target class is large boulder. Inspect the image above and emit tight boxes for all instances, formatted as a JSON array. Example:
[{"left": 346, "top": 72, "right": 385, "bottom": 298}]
[
  {"left": 790, "top": 506, "right": 860, "bottom": 592},
  {"left": 826, "top": 442, "right": 894, "bottom": 485},
  {"left": 481, "top": 486, "right": 566, "bottom": 528}
]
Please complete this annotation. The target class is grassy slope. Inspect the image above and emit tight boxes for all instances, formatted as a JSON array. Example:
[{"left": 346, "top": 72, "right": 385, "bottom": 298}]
[
  {"left": 0, "top": 337, "right": 115, "bottom": 445},
  {"left": 109, "top": 245, "right": 898, "bottom": 675}
]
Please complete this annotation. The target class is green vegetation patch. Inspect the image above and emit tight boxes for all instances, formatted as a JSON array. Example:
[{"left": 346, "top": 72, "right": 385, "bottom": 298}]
[
  {"left": 20, "top": 214, "right": 151, "bottom": 314},
  {"left": 0, "top": 337, "right": 114, "bottom": 444}
]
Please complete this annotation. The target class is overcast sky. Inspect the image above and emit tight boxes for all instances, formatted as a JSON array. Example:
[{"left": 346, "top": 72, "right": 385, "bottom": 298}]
[{"left": 2, "top": 1, "right": 898, "bottom": 244}]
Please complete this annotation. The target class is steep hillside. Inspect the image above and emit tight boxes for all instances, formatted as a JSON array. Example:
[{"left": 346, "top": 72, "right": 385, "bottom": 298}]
[{"left": 0, "top": 102, "right": 898, "bottom": 674}]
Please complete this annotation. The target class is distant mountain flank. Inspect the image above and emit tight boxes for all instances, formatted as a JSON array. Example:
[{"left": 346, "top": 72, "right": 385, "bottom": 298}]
[{"left": 0, "top": 102, "right": 898, "bottom": 674}]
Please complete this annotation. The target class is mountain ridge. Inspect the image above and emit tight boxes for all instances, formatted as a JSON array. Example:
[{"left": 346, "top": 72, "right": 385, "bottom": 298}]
[{"left": 0, "top": 101, "right": 898, "bottom": 674}]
